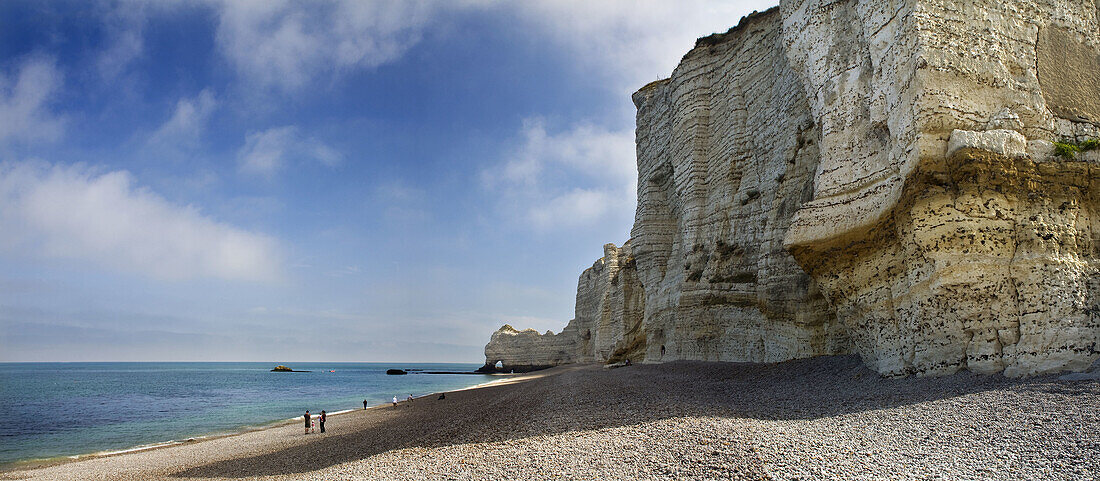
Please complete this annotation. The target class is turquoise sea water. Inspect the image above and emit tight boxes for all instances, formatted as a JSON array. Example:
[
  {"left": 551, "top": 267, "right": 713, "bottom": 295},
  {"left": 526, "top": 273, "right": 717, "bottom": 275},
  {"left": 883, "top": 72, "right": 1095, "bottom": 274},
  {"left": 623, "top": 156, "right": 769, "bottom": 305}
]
[{"left": 0, "top": 362, "right": 491, "bottom": 467}]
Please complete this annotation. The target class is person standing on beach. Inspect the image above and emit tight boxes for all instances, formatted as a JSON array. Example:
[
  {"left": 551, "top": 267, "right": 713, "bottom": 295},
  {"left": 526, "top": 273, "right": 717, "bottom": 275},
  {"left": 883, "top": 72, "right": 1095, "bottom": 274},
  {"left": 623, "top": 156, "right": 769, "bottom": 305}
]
[
  {"left": 392, "top": 395, "right": 398, "bottom": 407},
  {"left": 304, "top": 411, "right": 310, "bottom": 435},
  {"left": 363, "top": 399, "right": 367, "bottom": 410},
  {"left": 319, "top": 410, "right": 326, "bottom": 433}
]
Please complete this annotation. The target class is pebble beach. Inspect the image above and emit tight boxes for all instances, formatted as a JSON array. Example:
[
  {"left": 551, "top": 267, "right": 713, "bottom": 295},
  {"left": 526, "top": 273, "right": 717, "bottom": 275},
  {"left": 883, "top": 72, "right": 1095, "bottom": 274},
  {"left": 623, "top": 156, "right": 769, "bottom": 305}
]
[{"left": 4, "top": 356, "right": 1098, "bottom": 481}]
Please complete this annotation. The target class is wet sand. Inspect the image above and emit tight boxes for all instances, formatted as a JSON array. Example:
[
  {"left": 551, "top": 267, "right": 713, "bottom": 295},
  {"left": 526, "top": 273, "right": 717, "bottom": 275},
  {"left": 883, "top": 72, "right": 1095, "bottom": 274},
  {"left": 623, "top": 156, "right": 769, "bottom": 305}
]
[{"left": 4, "top": 356, "right": 1099, "bottom": 480}]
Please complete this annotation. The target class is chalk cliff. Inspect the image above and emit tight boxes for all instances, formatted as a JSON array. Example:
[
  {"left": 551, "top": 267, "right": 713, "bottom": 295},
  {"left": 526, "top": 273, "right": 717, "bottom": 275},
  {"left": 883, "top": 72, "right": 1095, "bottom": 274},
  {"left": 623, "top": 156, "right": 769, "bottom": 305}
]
[
  {"left": 484, "top": 0, "right": 1100, "bottom": 377},
  {"left": 781, "top": 0, "right": 1100, "bottom": 377},
  {"left": 483, "top": 243, "right": 644, "bottom": 372}
]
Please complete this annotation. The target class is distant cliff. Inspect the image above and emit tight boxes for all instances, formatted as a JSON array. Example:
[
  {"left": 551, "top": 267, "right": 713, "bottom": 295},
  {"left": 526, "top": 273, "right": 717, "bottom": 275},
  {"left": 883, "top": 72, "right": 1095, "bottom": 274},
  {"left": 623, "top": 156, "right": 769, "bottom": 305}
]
[
  {"left": 483, "top": 243, "right": 643, "bottom": 372},
  {"left": 483, "top": 0, "right": 1100, "bottom": 377}
]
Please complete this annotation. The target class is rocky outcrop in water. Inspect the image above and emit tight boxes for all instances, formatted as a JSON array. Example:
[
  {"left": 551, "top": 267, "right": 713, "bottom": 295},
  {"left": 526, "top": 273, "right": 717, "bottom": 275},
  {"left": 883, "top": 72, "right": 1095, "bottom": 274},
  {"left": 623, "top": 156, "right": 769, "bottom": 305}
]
[{"left": 485, "top": 0, "right": 1100, "bottom": 377}]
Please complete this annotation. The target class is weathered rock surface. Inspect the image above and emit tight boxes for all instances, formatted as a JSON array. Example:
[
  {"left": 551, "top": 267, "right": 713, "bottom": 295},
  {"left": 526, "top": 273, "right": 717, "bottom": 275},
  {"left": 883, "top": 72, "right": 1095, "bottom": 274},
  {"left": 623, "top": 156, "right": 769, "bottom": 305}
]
[
  {"left": 481, "top": 324, "right": 578, "bottom": 373},
  {"left": 782, "top": 0, "right": 1100, "bottom": 377},
  {"left": 575, "top": 243, "right": 646, "bottom": 363},
  {"left": 629, "top": 8, "right": 850, "bottom": 365},
  {"left": 485, "top": 0, "right": 1100, "bottom": 377},
  {"left": 482, "top": 243, "right": 643, "bottom": 371}
]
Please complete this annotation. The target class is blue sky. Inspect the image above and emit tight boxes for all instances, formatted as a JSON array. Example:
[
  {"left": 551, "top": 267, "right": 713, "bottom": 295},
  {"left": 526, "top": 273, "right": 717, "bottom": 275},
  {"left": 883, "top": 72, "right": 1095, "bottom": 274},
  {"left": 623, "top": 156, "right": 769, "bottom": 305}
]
[{"left": 0, "top": 0, "right": 775, "bottom": 362}]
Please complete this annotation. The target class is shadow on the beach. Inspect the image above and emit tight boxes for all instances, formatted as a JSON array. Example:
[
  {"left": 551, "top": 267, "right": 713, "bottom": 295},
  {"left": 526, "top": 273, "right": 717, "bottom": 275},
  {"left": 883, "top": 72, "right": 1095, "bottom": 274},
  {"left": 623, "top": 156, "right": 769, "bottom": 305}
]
[{"left": 173, "top": 355, "right": 1091, "bottom": 478}]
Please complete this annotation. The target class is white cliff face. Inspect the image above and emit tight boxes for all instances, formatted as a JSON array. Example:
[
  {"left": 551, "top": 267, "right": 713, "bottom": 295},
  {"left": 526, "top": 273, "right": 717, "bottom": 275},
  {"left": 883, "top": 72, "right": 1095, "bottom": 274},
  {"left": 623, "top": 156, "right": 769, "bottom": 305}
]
[
  {"left": 630, "top": 9, "right": 849, "bottom": 364},
  {"left": 782, "top": 0, "right": 1100, "bottom": 376},
  {"left": 483, "top": 243, "right": 643, "bottom": 371},
  {"left": 485, "top": 0, "right": 1100, "bottom": 377},
  {"left": 574, "top": 243, "right": 646, "bottom": 363},
  {"left": 481, "top": 324, "right": 580, "bottom": 372}
]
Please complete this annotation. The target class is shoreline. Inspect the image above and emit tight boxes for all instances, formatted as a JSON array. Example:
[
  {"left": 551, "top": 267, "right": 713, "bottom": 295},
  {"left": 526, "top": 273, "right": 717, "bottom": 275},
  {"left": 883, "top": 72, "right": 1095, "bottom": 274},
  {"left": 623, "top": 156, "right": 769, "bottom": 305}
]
[
  {"left": 1, "top": 371, "right": 522, "bottom": 474},
  {"left": 4, "top": 358, "right": 1098, "bottom": 480},
  {"left": 0, "top": 406, "right": 347, "bottom": 473}
]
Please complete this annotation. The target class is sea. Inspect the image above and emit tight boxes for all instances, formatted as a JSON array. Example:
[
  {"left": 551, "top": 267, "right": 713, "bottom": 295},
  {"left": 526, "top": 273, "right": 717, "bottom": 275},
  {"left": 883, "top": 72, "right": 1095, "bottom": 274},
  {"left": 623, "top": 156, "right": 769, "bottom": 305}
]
[{"left": 0, "top": 362, "right": 493, "bottom": 468}]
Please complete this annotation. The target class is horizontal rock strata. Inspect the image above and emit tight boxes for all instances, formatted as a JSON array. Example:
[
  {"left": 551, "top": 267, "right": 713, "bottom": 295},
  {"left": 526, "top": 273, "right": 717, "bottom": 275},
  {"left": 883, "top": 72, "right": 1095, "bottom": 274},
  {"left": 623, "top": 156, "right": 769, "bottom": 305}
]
[
  {"left": 482, "top": 243, "right": 643, "bottom": 372},
  {"left": 630, "top": 7, "right": 849, "bottom": 364},
  {"left": 782, "top": 0, "right": 1100, "bottom": 376},
  {"left": 485, "top": 0, "right": 1100, "bottom": 377}
]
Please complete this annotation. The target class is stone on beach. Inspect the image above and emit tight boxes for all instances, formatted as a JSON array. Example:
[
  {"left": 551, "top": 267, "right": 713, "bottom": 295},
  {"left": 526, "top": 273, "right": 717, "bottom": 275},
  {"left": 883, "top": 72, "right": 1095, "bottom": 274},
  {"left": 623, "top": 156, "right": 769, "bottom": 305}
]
[{"left": 7, "top": 357, "right": 1099, "bottom": 480}]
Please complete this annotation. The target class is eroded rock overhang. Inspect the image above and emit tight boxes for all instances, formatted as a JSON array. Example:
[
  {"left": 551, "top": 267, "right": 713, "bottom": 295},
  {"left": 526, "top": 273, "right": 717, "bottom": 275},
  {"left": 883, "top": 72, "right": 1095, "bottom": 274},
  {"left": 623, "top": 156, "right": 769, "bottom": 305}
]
[{"left": 782, "top": 0, "right": 1100, "bottom": 376}]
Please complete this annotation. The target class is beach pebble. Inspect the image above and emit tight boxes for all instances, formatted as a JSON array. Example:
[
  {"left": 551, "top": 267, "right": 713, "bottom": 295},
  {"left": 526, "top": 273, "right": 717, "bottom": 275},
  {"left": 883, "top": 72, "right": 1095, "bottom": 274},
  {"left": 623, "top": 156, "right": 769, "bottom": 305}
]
[{"left": 7, "top": 357, "right": 1100, "bottom": 481}]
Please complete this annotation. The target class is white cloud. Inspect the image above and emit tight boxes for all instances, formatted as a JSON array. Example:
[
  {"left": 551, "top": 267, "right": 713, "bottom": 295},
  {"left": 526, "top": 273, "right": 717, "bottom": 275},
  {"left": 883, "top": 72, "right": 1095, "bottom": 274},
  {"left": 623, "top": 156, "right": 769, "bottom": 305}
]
[
  {"left": 98, "top": 28, "right": 143, "bottom": 80},
  {"left": 212, "top": 0, "right": 432, "bottom": 90},
  {"left": 238, "top": 126, "right": 293, "bottom": 177},
  {"left": 96, "top": 3, "right": 147, "bottom": 81},
  {"left": 310, "top": 142, "right": 343, "bottom": 168},
  {"left": 0, "top": 161, "right": 282, "bottom": 282},
  {"left": 147, "top": 89, "right": 218, "bottom": 149},
  {"left": 237, "top": 125, "right": 343, "bottom": 178},
  {"left": 509, "top": 1, "right": 777, "bottom": 97},
  {"left": 501, "top": 119, "right": 637, "bottom": 187},
  {"left": 477, "top": 2, "right": 775, "bottom": 233},
  {"left": 0, "top": 56, "right": 64, "bottom": 145},
  {"left": 485, "top": 118, "right": 636, "bottom": 231},
  {"left": 529, "top": 188, "right": 617, "bottom": 228},
  {"left": 207, "top": 0, "right": 773, "bottom": 100}
]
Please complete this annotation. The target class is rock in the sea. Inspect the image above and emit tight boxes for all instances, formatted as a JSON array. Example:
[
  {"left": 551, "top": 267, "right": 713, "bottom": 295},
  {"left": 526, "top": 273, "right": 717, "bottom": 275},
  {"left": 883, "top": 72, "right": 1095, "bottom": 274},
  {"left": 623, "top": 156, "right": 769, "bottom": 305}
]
[
  {"left": 386, "top": 369, "right": 408, "bottom": 375},
  {"left": 485, "top": 0, "right": 1100, "bottom": 378}
]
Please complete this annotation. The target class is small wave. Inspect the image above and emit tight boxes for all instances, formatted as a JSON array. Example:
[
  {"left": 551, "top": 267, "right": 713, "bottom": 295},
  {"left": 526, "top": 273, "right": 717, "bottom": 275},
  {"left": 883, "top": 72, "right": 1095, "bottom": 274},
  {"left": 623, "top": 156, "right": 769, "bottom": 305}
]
[{"left": 96, "top": 440, "right": 181, "bottom": 456}]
